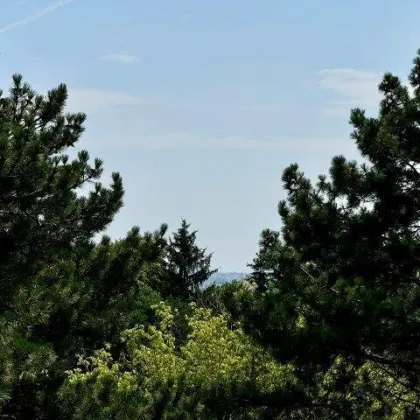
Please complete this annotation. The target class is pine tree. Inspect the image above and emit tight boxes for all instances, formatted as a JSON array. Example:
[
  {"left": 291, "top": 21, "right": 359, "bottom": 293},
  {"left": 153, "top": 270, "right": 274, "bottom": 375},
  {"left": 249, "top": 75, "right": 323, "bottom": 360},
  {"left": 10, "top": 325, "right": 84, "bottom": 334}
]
[
  {"left": 0, "top": 74, "right": 124, "bottom": 417},
  {"left": 241, "top": 50, "right": 420, "bottom": 417},
  {"left": 164, "top": 219, "right": 217, "bottom": 299},
  {"left": 0, "top": 74, "right": 124, "bottom": 304}
]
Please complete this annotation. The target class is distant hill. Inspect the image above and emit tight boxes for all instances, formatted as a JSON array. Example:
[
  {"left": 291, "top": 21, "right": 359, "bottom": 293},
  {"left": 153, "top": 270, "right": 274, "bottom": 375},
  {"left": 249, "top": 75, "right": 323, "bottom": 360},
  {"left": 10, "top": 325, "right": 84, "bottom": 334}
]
[{"left": 203, "top": 271, "right": 248, "bottom": 287}]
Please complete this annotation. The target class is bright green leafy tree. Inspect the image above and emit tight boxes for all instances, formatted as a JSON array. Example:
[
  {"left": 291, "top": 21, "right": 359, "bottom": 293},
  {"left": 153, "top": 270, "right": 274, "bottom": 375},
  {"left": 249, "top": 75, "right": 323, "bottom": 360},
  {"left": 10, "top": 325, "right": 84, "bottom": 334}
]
[{"left": 60, "top": 302, "right": 301, "bottom": 419}]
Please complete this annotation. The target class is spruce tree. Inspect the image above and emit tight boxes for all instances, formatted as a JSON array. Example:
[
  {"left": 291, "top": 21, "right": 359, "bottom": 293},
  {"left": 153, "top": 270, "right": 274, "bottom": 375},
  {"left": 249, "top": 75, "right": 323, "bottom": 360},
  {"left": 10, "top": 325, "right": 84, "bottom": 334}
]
[
  {"left": 248, "top": 229, "right": 283, "bottom": 292},
  {"left": 164, "top": 219, "right": 217, "bottom": 299}
]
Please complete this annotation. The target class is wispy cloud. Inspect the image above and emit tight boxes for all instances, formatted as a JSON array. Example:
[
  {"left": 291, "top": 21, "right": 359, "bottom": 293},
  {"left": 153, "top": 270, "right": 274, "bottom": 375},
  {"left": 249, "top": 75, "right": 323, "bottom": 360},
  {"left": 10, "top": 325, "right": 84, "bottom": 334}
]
[
  {"left": 83, "top": 132, "right": 354, "bottom": 151},
  {"left": 316, "top": 68, "right": 381, "bottom": 116},
  {"left": 316, "top": 68, "right": 415, "bottom": 117},
  {"left": 190, "top": 135, "right": 352, "bottom": 151},
  {"left": 246, "top": 104, "right": 285, "bottom": 113},
  {"left": 66, "top": 88, "right": 143, "bottom": 114},
  {"left": 0, "top": 0, "right": 74, "bottom": 34},
  {"left": 99, "top": 54, "right": 140, "bottom": 64}
]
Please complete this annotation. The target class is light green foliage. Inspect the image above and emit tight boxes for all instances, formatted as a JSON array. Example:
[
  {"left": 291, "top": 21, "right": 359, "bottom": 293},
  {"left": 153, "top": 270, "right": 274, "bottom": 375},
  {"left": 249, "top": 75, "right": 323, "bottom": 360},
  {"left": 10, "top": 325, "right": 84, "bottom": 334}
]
[{"left": 60, "top": 302, "right": 297, "bottom": 419}]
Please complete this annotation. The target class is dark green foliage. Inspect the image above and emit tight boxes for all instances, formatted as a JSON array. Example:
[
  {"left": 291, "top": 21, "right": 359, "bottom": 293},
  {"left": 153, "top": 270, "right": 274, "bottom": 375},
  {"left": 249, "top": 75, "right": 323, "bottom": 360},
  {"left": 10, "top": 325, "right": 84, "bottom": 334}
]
[
  {"left": 3, "top": 47, "right": 420, "bottom": 419},
  {"left": 239, "top": 50, "right": 420, "bottom": 417},
  {"left": 163, "top": 219, "right": 217, "bottom": 299},
  {"left": 0, "top": 75, "right": 164, "bottom": 418},
  {"left": 0, "top": 75, "right": 123, "bottom": 304},
  {"left": 0, "top": 74, "right": 123, "bottom": 417}
]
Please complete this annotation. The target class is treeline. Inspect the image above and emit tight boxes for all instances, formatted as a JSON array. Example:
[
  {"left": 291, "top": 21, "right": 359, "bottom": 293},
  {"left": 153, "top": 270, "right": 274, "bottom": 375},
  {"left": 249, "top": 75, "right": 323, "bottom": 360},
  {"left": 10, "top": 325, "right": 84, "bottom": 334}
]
[{"left": 1, "top": 50, "right": 420, "bottom": 419}]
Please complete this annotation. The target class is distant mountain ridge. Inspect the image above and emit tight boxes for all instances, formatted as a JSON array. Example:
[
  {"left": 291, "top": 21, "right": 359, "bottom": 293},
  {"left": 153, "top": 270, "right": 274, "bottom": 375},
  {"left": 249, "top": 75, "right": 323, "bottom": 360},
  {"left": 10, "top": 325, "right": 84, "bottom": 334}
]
[{"left": 204, "top": 271, "right": 248, "bottom": 287}]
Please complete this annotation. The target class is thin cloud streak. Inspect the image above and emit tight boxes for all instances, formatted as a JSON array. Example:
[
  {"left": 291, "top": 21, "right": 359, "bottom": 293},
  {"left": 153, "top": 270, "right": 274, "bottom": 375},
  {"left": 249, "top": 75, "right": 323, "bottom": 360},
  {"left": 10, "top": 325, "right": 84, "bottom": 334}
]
[
  {"left": 317, "top": 68, "right": 381, "bottom": 108},
  {"left": 82, "top": 133, "right": 355, "bottom": 151},
  {"left": 99, "top": 54, "right": 140, "bottom": 64},
  {"left": 66, "top": 88, "right": 144, "bottom": 114},
  {"left": 246, "top": 104, "right": 285, "bottom": 112},
  {"left": 0, "top": 0, "right": 74, "bottom": 34},
  {"left": 316, "top": 68, "right": 415, "bottom": 117}
]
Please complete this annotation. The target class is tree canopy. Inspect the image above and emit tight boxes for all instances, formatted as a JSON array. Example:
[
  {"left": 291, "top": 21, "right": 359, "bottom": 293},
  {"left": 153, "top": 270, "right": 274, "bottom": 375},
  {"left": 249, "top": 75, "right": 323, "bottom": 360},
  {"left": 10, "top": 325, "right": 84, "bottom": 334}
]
[
  {"left": 163, "top": 219, "right": 217, "bottom": 299},
  {"left": 2, "top": 49, "right": 420, "bottom": 419},
  {"left": 241, "top": 49, "right": 420, "bottom": 418}
]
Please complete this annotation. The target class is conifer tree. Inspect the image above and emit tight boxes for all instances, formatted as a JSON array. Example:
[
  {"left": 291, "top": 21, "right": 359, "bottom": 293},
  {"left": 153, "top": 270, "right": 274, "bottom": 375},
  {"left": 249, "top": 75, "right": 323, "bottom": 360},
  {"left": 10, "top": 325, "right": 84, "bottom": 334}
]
[
  {"left": 164, "top": 219, "right": 217, "bottom": 299},
  {"left": 241, "top": 49, "right": 420, "bottom": 418},
  {"left": 0, "top": 74, "right": 124, "bottom": 304},
  {"left": 248, "top": 229, "right": 282, "bottom": 292},
  {"left": 0, "top": 74, "right": 124, "bottom": 417}
]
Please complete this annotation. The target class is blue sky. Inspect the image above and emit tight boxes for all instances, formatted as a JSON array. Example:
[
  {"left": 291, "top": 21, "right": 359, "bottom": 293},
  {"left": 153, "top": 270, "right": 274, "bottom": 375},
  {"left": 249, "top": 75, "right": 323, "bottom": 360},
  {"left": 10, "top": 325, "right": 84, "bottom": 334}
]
[{"left": 2, "top": 0, "right": 420, "bottom": 271}]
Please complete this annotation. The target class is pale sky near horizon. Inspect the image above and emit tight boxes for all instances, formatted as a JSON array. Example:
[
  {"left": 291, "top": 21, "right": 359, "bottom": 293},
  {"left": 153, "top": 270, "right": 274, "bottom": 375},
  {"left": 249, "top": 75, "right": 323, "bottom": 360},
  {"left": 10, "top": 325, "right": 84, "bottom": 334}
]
[{"left": 2, "top": 0, "right": 420, "bottom": 271}]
